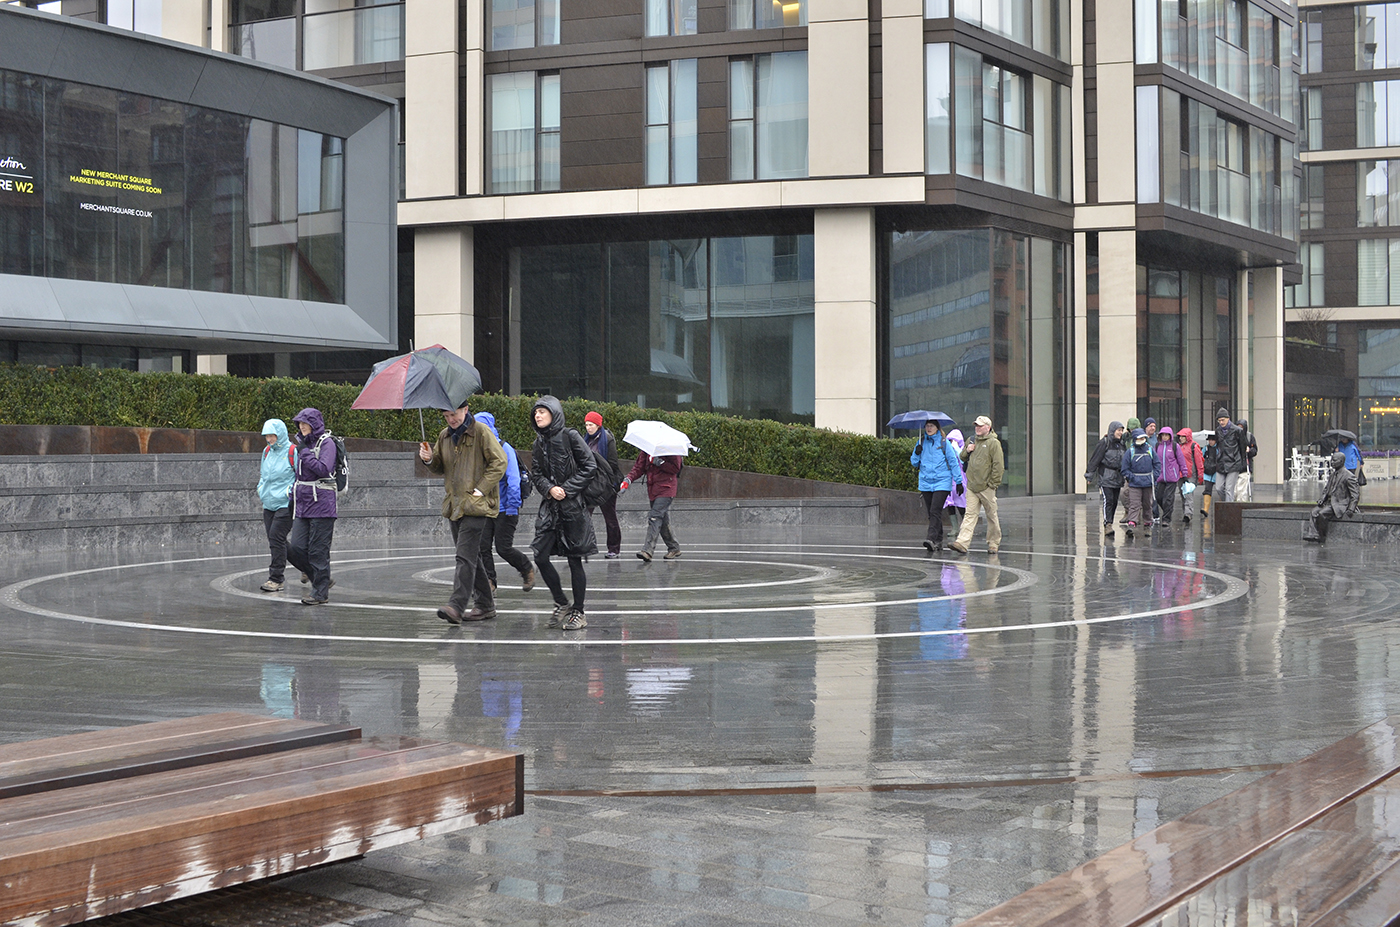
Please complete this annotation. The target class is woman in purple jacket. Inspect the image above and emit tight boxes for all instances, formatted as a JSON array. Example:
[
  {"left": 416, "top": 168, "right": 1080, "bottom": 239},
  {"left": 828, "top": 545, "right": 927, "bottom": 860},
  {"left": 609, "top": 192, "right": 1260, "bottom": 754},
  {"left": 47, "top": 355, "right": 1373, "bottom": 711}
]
[
  {"left": 1153, "top": 426, "right": 1188, "bottom": 525},
  {"left": 286, "top": 408, "right": 338, "bottom": 605}
]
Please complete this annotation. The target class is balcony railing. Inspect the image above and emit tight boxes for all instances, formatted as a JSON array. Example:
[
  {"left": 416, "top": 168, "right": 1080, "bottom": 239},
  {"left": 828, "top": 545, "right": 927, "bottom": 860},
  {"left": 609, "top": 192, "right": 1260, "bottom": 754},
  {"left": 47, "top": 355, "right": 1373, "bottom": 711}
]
[{"left": 230, "top": 3, "right": 404, "bottom": 72}]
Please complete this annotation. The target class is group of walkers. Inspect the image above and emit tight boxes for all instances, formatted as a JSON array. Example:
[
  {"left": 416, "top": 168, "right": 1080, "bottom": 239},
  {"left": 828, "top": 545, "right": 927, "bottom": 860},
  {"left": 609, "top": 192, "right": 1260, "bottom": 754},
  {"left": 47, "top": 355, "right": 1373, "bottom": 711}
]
[
  {"left": 910, "top": 414, "right": 1005, "bottom": 554},
  {"left": 1086, "top": 409, "right": 1256, "bottom": 538},
  {"left": 255, "top": 396, "right": 685, "bottom": 631}
]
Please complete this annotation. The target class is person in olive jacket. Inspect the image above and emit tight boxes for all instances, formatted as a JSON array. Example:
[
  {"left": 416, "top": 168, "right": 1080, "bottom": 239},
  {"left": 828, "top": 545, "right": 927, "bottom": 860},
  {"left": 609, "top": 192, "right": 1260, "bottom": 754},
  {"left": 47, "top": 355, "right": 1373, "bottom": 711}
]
[
  {"left": 419, "top": 400, "right": 507, "bottom": 625},
  {"left": 948, "top": 415, "right": 1005, "bottom": 555},
  {"left": 529, "top": 395, "right": 598, "bottom": 632}
]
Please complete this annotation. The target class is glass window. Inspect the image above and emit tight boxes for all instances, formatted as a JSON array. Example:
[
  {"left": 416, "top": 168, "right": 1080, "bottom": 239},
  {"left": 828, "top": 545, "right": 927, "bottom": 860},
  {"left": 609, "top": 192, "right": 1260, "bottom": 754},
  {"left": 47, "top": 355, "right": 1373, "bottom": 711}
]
[
  {"left": 1136, "top": 0, "right": 1158, "bottom": 63},
  {"left": 303, "top": 3, "right": 406, "bottom": 70},
  {"left": 730, "top": 53, "right": 807, "bottom": 181},
  {"left": 1358, "top": 238, "right": 1400, "bottom": 305},
  {"left": 1, "top": 65, "right": 344, "bottom": 302},
  {"left": 512, "top": 235, "right": 815, "bottom": 423},
  {"left": 1357, "top": 4, "right": 1400, "bottom": 70},
  {"left": 1301, "top": 10, "right": 1322, "bottom": 74},
  {"left": 926, "top": 44, "right": 950, "bottom": 175},
  {"left": 647, "top": 61, "right": 698, "bottom": 185},
  {"left": 106, "top": 0, "right": 163, "bottom": 34},
  {"left": 231, "top": 0, "right": 295, "bottom": 23},
  {"left": 942, "top": 0, "right": 1065, "bottom": 61},
  {"left": 488, "top": 71, "right": 559, "bottom": 193},
  {"left": 1137, "top": 85, "right": 1160, "bottom": 203},
  {"left": 647, "top": 0, "right": 698, "bottom": 36},
  {"left": 489, "top": 0, "right": 558, "bottom": 50},
  {"left": 230, "top": 17, "right": 297, "bottom": 69},
  {"left": 729, "top": 60, "right": 754, "bottom": 181},
  {"left": 1301, "top": 87, "right": 1321, "bottom": 152},
  {"left": 1360, "top": 161, "right": 1400, "bottom": 227},
  {"left": 731, "top": 0, "right": 806, "bottom": 29},
  {"left": 941, "top": 45, "right": 1065, "bottom": 198},
  {"left": 1301, "top": 164, "right": 1324, "bottom": 230},
  {"left": 491, "top": 0, "right": 535, "bottom": 49},
  {"left": 756, "top": 52, "right": 807, "bottom": 180}
]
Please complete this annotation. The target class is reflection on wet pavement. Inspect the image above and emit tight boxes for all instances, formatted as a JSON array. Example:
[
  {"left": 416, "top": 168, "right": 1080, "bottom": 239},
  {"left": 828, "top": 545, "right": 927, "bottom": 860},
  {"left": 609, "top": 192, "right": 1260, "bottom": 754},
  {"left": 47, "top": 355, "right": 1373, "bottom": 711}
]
[{"left": 7, "top": 497, "right": 1400, "bottom": 926}]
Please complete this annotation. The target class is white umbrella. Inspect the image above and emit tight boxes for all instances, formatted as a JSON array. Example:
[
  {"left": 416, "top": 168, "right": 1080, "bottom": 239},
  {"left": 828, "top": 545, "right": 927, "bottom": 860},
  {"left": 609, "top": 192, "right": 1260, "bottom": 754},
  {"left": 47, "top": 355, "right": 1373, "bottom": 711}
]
[{"left": 623, "top": 420, "right": 697, "bottom": 457}]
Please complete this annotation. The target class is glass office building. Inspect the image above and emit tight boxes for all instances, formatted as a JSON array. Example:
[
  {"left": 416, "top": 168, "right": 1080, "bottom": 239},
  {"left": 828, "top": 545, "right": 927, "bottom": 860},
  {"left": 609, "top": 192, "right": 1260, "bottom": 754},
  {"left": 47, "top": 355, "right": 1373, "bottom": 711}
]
[{"left": 0, "top": 5, "right": 396, "bottom": 375}]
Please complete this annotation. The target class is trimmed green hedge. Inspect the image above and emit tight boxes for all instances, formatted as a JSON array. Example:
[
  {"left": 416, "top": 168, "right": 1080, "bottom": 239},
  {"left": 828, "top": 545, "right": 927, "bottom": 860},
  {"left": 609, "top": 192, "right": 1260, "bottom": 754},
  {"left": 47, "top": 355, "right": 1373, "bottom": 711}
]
[{"left": 0, "top": 365, "right": 919, "bottom": 490}]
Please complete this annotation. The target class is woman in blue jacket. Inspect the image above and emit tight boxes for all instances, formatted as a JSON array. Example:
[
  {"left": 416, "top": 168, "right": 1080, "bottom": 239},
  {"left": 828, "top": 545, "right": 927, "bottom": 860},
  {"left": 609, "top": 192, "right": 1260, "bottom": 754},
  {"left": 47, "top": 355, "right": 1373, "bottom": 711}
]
[
  {"left": 256, "top": 418, "right": 296, "bottom": 592},
  {"left": 911, "top": 420, "right": 964, "bottom": 551},
  {"left": 1119, "top": 428, "right": 1160, "bottom": 538}
]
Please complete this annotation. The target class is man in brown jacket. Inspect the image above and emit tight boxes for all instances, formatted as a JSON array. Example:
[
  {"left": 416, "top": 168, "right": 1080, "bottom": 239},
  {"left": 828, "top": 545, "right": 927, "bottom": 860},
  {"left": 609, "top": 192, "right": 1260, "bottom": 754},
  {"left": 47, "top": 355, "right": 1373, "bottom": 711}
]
[{"left": 419, "top": 400, "right": 507, "bottom": 624}]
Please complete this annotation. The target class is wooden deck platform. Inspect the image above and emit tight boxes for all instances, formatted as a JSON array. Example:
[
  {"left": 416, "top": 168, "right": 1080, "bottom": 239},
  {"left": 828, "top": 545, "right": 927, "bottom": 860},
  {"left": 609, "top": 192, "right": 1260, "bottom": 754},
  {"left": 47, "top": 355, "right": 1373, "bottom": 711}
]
[
  {"left": 0, "top": 713, "right": 523, "bottom": 926},
  {"left": 958, "top": 716, "right": 1400, "bottom": 926}
]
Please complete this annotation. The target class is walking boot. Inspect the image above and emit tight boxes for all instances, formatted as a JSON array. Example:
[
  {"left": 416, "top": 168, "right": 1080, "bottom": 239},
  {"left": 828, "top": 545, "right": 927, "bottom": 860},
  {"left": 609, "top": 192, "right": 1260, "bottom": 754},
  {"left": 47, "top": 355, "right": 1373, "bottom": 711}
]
[{"left": 521, "top": 568, "right": 536, "bottom": 592}]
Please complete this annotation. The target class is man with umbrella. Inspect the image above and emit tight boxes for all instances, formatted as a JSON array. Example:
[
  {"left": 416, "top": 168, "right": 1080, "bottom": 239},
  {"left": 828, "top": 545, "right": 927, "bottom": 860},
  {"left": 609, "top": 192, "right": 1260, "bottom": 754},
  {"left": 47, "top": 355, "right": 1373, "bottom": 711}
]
[{"left": 419, "top": 400, "right": 508, "bottom": 624}]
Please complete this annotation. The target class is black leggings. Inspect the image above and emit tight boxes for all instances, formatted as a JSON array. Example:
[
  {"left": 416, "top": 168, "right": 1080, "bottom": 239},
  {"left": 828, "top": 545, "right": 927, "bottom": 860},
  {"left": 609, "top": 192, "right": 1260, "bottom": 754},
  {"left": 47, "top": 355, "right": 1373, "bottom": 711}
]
[{"left": 534, "top": 537, "right": 586, "bottom": 610}]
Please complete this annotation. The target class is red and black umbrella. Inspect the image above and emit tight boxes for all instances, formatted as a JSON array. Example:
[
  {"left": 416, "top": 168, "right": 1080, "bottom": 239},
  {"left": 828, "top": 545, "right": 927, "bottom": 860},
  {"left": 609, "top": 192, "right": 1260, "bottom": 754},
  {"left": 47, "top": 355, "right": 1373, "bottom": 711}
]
[{"left": 352, "top": 345, "right": 482, "bottom": 439}]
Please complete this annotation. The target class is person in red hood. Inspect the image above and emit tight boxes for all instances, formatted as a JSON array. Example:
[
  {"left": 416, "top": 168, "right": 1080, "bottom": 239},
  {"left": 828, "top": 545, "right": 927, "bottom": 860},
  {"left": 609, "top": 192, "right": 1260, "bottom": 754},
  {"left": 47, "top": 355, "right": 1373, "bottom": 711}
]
[
  {"left": 1174, "top": 427, "right": 1207, "bottom": 524},
  {"left": 621, "top": 452, "right": 683, "bottom": 562}
]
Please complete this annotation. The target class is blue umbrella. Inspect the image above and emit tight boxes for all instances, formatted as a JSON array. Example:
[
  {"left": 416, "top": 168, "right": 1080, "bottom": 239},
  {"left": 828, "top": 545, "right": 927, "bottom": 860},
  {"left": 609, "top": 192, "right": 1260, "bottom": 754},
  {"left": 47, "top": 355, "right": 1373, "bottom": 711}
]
[{"left": 887, "top": 410, "right": 955, "bottom": 430}]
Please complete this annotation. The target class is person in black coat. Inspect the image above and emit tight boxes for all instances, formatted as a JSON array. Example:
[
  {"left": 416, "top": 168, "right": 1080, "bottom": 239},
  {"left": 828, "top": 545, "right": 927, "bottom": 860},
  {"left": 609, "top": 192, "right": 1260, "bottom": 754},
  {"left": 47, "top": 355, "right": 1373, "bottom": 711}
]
[
  {"left": 529, "top": 396, "right": 598, "bottom": 631},
  {"left": 1085, "top": 421, "right": 1126, "bottom": 537}
]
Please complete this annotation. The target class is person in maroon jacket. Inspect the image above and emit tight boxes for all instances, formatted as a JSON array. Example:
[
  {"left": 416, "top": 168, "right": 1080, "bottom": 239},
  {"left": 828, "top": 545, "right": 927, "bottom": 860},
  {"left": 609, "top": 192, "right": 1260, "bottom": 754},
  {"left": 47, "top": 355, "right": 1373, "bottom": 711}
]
[{"left": 621, "top": 452, "right": 683, "bottom": 562}]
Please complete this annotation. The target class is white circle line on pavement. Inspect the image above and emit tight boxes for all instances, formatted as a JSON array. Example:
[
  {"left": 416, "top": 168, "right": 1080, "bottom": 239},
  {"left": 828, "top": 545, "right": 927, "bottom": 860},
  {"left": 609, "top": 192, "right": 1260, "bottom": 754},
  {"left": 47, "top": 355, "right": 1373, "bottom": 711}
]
[
  {"left": 0, "top": 544, "right": 1249, "bottom": 645},
  {"left": 208, "top": 553, "right": 1032, "bottom": 615},
  {"left": 400, "top": 559, "right": 839, "bottom": 593}
]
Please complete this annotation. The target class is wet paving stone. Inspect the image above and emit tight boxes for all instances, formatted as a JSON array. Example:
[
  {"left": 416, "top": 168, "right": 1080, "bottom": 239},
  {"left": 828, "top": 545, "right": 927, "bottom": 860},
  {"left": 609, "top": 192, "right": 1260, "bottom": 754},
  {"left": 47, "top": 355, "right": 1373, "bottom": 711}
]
[{"left": 4, "top": 495, "right": 1400, "bottom": 926}]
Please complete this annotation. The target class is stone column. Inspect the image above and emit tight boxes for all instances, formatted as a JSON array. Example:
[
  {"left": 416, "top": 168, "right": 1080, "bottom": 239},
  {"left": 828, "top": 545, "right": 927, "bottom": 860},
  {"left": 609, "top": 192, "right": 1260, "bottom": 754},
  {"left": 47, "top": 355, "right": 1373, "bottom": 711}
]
[
  {"left": 813, "top": 207, "right": 877, "bottom": 435},
  {"left": 1251, "top": 266, "right": 1285, "bottom": 485},
  {"left": 1098, "top": 230, "right": 1138, "bottom": 429},
  {"left": 880, "top": 0, "right": 923, "bottom": 175},
  {"left": 414, "top": 227, "right": 475, "bottom": 361},
  {"left": 159, "top": 3, "right": 207, "bottom": 46},
  {"left": 808, "top": 0, "right": 869, "bottom": 177},
  {"left": 405, "top": 0, "right": 460, "bottom": 199}
]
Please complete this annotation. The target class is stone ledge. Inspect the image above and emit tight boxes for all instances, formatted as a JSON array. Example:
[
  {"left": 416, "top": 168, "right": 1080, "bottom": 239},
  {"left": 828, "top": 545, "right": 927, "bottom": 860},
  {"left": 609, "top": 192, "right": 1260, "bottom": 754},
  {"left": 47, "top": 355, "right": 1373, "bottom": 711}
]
[{"left": 1240, "top": 504, "right": 1400, "bottom": 544}]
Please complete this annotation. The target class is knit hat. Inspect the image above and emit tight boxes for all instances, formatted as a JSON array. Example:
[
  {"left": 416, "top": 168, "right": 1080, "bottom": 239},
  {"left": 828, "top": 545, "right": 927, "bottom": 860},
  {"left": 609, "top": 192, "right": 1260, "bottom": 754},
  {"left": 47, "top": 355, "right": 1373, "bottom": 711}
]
[
  {"left": 1144, "top": 417, "right": 1156, "bottom": 427},
  {"left": 1127, "top": 417, "right": 1141, "bottom": 430},
  {"left": 584, "top": 411, "right": 604, "bottom": 428},
  {"left": 1216, "top": 408, "right": 1230, "bottom": 420}
]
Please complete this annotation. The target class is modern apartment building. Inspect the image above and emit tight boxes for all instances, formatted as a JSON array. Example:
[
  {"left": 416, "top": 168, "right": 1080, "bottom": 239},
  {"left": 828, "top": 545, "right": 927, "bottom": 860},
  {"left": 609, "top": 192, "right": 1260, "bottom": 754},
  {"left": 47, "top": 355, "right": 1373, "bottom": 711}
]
[
  {"left": 1289, "top": 0, "right": 1400, "bottom": 454},
  {"left": 2, "top": 0, "right": 1299, "bottom": 492}
]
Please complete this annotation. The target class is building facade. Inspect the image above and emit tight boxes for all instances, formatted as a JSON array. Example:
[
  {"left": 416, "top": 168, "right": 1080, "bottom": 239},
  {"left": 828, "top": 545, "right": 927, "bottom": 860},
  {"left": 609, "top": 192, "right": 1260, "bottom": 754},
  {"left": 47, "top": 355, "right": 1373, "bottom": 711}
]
[
  {"left": 0, "top": 3, "right": 398, "bottom": 377},
  {"left": 1288, "top": 0, "right": 1400, "bottom": 454},
  {"left": 6, "top": 0, "right": 1298, "bottom": 491}
]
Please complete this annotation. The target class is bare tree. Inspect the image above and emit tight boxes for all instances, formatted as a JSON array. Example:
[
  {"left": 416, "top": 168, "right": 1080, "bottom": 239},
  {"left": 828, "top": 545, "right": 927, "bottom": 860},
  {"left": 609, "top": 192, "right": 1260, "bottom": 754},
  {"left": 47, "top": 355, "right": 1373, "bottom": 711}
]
[{"left": 1293, "top": 305, "right": 1335, "bottom": 346}]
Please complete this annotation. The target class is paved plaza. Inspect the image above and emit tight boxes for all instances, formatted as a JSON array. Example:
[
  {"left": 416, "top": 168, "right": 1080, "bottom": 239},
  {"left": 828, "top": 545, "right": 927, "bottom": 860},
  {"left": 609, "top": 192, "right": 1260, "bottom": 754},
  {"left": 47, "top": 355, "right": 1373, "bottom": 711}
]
[{"left": 5, "top": 488, "right": 1400, "bottom": 927}]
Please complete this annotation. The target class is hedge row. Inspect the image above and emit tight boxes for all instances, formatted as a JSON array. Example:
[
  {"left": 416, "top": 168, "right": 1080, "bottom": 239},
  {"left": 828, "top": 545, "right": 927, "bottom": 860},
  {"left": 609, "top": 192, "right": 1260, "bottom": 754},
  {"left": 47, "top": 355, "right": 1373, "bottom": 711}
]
[{"left": 0, "top": 365, "right": 921, "bottom": 491}]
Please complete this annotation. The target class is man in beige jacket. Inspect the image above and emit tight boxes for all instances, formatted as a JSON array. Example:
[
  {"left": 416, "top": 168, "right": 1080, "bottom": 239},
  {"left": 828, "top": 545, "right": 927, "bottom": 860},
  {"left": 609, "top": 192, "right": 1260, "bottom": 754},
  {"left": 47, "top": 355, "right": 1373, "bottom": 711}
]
[
  {"left": 419, "top": 401, "right": 507, "bottom": 624},
  {"left": 948, "top": 414, "right": 1005, "bottom": 555}
]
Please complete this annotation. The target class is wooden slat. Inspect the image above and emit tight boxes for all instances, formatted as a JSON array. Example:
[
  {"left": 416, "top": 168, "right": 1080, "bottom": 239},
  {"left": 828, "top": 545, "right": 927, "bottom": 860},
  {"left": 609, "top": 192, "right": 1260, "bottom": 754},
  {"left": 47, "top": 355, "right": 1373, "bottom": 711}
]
[
  {"left": 0, "top": 713, "right": 360, "bottom": 800},
  {"left": 0, "top": 713, "right": 293, "bottom": 767},
  {"left": 960, "top": 716, "right": 1400, "bottom": 927},
  {"left": 0, "top": 716, "right": 524, "bottom": 927},
  {"left": 1139, "top": 779, "right": 1400, "bottom": 926},
  {"left": 0, "top": 742, "right": 522, "bottom": 925}
]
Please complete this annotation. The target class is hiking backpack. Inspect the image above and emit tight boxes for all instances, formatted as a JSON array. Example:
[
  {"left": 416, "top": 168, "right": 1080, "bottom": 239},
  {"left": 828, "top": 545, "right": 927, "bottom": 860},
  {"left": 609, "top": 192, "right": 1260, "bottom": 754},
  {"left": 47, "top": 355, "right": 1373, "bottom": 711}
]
[
  {"left": 313, "top": 433, "right": 350, "bottom": 492},
  {"left": 581, "top": 446, "right": 617, "bottom": 507}
]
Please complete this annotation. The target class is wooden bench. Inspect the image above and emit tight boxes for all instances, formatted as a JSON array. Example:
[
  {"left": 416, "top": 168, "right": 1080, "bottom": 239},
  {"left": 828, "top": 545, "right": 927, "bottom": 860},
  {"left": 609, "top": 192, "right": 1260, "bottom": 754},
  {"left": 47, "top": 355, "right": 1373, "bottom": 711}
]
[
  {"left": 0, "top": 712, "right": 523, "bottom": 926},
  {"left": 959, "top": 716, "right": 1400, "bottom": 926}
]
